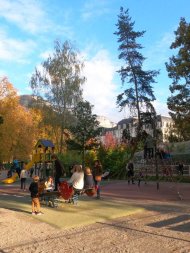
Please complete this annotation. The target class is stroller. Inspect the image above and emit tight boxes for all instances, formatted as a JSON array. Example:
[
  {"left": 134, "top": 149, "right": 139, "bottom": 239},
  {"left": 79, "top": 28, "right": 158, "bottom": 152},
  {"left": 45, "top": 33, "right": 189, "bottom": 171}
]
[
  {"left": 58, "top": 181, "right": 96, "bottom": 204},
  {"left": 58, "top": 181, "right": 74, "bottom": 201},
  {"left": 59, "top": 181, "right": 83, "bottom": 205}
]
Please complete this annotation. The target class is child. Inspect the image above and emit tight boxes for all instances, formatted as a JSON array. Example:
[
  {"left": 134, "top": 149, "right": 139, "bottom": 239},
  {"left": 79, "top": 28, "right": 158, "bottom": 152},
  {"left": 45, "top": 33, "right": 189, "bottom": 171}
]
[
  {"left": 84, "top": 167, "right": 94, "bottom": 189},
  {"left": 84, "top": 167, "right": 96, "bottom": 197},
  {"left": 92, "top": 160, "right": 103, "bottom": 199},
  {"left": 29, "top": 176, "right": 43, "bottom": 215},
  {"left": 138, "top": 169, "right": 144, "bottom": 187},
  {"left": 20, "top": 163, "right": 27, "bottom": 191},
  {"left": 45, "top": 176, "right": 54, "bottom": 192}
]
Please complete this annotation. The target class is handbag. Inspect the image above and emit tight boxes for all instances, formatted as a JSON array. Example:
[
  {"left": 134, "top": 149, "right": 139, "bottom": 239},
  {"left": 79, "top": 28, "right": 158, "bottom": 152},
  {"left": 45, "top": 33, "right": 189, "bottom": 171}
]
[{"left": 95, "top": 175, "right": 102, "bottom": 182}]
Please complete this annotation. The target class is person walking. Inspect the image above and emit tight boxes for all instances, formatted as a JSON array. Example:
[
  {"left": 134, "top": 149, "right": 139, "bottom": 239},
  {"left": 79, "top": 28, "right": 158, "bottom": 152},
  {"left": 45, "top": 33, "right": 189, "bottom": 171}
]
[{"left": 92, "top": 160, "right": 103, "bottom": 199}]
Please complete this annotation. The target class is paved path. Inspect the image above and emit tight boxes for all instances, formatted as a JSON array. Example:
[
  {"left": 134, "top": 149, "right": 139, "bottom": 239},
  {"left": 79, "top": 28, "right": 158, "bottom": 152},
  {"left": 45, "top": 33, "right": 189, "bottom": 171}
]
[{"left": 102, "top": 180, "right": 190, "bottom": 201}]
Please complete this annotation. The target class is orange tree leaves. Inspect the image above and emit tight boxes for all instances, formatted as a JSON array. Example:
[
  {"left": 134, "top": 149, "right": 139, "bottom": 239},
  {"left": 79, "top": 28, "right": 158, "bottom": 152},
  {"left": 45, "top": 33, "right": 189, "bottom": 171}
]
[{"left": 0, "top": 78, "right": 38, "bottom": 161}]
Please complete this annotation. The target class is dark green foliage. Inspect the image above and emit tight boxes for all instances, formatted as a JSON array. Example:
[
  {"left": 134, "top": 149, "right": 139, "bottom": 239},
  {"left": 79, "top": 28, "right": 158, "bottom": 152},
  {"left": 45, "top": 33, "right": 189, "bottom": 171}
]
[
  {"left": 113, "top": 8, "right": 159, "bottom": 178},
  {"left": 69, "top": 100, "right": 100, "bottom": 166},
  {"left": 58, "top": 151, "right": 82, "bottom": 176},
  {"left": 166, "top": 18, "right": 190, "bottom": 141},
  {"left": 97, "top": 145, "right": 132, "bottom": 179}
]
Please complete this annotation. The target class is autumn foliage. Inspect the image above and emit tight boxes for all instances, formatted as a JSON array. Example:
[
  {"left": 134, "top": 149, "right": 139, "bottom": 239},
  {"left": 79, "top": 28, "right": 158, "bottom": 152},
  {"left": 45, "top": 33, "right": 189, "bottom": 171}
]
[
  {"left": 0, "top": 78, "right": 39, "bottom": 161},
  {"left": 103, "top": 132, "right": 118, "bottom": 150}
]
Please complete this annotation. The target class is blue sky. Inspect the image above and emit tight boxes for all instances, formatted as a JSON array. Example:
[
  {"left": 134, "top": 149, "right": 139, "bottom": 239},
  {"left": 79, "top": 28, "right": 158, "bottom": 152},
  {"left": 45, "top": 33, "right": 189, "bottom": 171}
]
[{"left": 0, "top": 0, "right": 190, "bottom": 122}]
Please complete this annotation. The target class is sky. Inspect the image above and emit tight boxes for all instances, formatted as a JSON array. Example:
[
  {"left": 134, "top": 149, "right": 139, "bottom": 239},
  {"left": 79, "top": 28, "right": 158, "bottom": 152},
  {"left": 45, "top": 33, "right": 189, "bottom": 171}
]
[{"left": 0, "top": 0, "right": 190, "bottom": 123}]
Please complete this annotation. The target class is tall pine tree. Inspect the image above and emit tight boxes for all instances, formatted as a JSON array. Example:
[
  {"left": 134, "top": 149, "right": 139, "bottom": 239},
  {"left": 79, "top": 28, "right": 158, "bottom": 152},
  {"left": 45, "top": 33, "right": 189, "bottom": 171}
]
[
  {"left": 166, "top": 18, "right": 190, "bottom": 141},
  {"left": 114, "top": 8, "right": 159, "bottom": 138}
]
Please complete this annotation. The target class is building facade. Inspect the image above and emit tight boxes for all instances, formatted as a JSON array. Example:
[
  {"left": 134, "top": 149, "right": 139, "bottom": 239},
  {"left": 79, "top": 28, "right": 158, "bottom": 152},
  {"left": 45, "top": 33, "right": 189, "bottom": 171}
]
[{"left": 99, "top": 115, "right": 173, "bottom": 144}]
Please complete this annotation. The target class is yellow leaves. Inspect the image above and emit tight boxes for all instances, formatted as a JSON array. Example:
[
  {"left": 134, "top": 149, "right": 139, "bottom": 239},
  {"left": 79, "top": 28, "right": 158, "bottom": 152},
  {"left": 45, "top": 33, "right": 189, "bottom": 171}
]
[
  {"left": 0, "top": 78, "right": 37, "bottom": 161},
  {"left": 0, "top": 77, "right": 17, "bottom": 100}
]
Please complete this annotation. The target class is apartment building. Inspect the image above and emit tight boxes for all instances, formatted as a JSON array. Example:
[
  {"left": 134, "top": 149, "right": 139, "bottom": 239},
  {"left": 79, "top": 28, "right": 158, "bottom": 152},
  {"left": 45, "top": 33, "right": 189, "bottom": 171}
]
[{"left": 99, "top": 115, "right": 173, "bottom": 144}]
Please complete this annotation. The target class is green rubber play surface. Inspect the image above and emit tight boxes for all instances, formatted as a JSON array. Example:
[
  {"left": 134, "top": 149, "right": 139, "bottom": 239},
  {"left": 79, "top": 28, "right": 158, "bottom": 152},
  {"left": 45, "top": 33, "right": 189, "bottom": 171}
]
[{"left": 0, "top": 194, "right": 143, "bottom": 229}]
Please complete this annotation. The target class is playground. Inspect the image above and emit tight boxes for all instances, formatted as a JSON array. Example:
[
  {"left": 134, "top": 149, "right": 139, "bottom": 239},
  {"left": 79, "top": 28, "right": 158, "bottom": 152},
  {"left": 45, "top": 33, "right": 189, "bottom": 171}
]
[
  {"left": 0, "top": 139, "right": 190, "bottom": 252},
  {"left": 0, "top": 177, "right": 190, "bottom": 252}
]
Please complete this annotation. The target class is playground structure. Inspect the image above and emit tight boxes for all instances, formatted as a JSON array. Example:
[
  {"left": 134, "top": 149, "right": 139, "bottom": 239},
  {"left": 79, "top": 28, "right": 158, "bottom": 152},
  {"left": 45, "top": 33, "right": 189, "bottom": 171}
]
[
  {"left": 134, "top": 154, "right": 190, "bottom": 200},
  {"left": 2, "top": 139, "right": 55, "bottom": 184}
]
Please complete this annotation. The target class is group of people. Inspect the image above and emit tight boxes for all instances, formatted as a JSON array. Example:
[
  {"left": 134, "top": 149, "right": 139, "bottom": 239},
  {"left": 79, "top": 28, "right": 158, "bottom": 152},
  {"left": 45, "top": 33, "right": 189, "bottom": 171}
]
[
  {"left": 28, "top": 159, "right": 103, "bottom": 215},
  {"left": 68, "top": 160, "right": 103, "bottom": 200}
]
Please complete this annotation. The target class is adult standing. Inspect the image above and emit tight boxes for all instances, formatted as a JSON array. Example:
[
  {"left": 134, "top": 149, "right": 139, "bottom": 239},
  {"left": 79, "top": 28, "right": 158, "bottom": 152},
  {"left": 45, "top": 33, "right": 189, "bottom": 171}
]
[
  {"left": 127, "top": 161, "right": 135, "bottom": 184},
  {"left": 92, "top": 160, "right": 103, "bottom": 199},
  {"left": 177, "top": 161, "right": 184, "bottom": 176},
  {"left": 51, "top": 154, "right": 65, "bottom": 191}
]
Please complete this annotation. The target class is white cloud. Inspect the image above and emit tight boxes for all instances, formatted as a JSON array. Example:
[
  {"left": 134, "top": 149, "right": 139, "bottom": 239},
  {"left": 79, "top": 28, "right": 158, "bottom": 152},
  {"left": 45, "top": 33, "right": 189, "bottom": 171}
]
[
  {"left": 0, "top": 0, "right": 72, "bottom": 36},
  {"left": 0, "top": 0, "right": 49, "bottom": 34},
  {"left": 0, "top": 29, "right": 36, "bottom": 63},
  {"left": 153, "top": 100, "right": 169, "bottom": 117},
  {"left": 39, "top": 50, "right": 53, "bottom": 60},
  {"left": 83, "top": 49, "right": 124, "bottom": 122},
  {"left": 81, "top": 0, "right": 110, "bottom": 21},
  {"left": 0, "top": 69, "right": 7, "bottom": 77}
]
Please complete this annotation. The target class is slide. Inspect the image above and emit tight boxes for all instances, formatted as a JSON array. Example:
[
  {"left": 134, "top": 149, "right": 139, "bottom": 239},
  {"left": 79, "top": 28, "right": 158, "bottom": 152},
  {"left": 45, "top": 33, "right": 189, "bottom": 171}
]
[{"left": 2, "top": 160, "right": 35, "bottom": 184}]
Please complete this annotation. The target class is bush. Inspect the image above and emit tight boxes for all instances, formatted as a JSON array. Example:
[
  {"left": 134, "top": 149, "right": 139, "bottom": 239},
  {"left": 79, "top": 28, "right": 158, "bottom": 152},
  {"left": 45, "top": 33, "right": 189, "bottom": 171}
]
[
  {"left": 97, "top": 145, "right": 131, "bottom": 178},
  {"left": 58, "top": 151, "right": 82, "bottom": 176}
]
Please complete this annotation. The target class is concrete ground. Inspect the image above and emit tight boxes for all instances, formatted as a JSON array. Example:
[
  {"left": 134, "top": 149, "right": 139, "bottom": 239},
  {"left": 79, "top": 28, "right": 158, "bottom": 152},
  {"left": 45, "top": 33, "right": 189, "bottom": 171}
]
[{"left": 0, "top": 176, "right": 190, "bottom": 252}]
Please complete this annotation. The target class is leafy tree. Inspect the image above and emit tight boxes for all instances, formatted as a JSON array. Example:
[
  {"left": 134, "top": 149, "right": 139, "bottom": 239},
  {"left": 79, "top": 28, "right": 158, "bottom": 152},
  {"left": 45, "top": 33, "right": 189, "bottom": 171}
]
[
  {"left": 103, "top": 132, "right": 118, "bottom": 150},
  {"left": 0, "top": 116, "right": 3, "bottom": 124},
  {"left": 0, "top": 78, "right": 38, "bottom": 161},
  {"left": 166, "top": 18, "right": 190, "bottom": 141},
  {"left": 114, "top": 8, "right": 159, "bottom": 137},
  {"left": 69, "top": 100, "right": 100, "bottom": 167},
  {"left": 30, "top": 40, "right": 85, "bottom": 153},
  {"left": 30, "top": 98, "right": 73, "bottom": 152}
]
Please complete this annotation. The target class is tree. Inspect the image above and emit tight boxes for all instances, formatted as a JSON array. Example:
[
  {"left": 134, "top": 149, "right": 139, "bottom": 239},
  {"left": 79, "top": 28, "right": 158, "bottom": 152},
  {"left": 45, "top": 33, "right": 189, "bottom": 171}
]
[
  {"left": 0, "top": 77, "right": 37, "bottom": 161},
  {"left": 166, "top": 18, "right": 190, "bottom": 141},
  {"left": 30, "top": 40, "right": 85, "bottom": 153},
  {"left": 69, "top": 101, "right": 100, "bottom": 167},
  {"left": 114, "top": 8, "right": 159, "bottom": 137},
  {"left": 103, "top": 132, "right": 118, "bottom": 150},
  {"left": 114, "top": 7, "right": 159, "bottom": 181},
  {"left": 0, "top": 116, "right": 3, "bottom": 124}
]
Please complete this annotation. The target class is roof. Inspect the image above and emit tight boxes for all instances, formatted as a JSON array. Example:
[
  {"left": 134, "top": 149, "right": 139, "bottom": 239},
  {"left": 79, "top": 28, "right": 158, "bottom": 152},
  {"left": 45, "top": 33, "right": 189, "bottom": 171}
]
[
  {"left": 36, "top": 139, "right": 55, "bottom": 148},
  {"left": 117, "top": 117, "right": 137, "bottom": 125}
]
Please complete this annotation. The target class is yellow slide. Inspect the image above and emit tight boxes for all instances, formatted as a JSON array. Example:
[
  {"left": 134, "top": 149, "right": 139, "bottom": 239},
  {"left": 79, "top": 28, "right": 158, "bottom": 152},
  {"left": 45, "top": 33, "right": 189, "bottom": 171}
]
[{"left": 2, "top": 160, "right": 35, "bottom": 184}]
